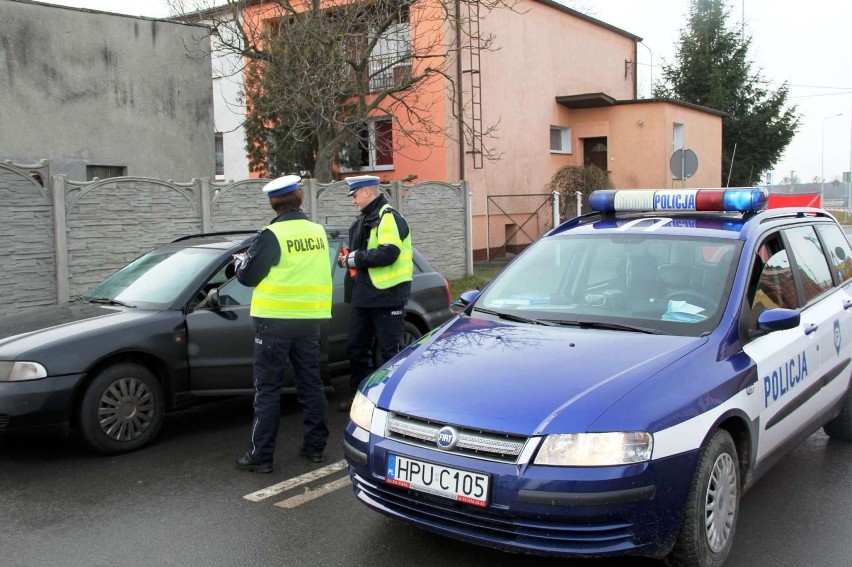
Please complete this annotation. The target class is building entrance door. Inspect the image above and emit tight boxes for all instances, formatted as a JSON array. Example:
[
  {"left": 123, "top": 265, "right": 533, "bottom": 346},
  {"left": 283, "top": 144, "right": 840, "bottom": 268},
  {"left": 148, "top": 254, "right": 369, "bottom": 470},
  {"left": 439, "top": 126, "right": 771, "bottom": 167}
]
[{"left": 583, "top": 137, "right": 608, "bottom": 172}]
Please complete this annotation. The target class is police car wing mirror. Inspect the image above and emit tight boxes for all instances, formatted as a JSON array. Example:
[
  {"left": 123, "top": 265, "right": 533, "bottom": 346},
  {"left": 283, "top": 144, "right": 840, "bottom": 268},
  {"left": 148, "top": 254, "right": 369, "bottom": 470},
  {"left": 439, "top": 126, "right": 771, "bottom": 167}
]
[
  {"left": 206, "top": 288, "right": 221, "bottom": 309},
  {"left": 452, "top": 289, "right": 480, "bottom": 308},
  {"left": 756, "top": 308, "right": 800, "bottom": 332}
]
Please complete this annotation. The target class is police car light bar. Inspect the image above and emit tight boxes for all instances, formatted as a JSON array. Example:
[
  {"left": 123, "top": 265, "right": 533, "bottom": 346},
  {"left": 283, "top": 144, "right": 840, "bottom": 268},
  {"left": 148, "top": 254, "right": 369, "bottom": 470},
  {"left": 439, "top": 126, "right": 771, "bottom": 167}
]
[{"left": 589, "top": 188, "right": 769, "bottom": 214}]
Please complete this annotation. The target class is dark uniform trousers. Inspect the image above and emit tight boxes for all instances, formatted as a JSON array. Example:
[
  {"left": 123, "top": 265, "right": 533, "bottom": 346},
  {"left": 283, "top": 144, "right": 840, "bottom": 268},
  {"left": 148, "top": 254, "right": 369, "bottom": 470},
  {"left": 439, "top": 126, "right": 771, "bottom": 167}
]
[
  {"left": 347, "top": 304, "right": 406, "bottom": 392},
  {"left": 249, "top": 324, "right": 329, "bottom": 464}
]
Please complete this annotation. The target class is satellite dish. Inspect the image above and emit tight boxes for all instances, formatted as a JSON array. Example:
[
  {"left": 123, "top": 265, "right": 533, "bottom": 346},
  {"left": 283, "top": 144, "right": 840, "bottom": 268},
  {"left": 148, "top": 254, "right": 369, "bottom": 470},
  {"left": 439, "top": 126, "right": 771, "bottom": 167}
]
[{"left": 670, "top": 148, "right": 698, "bottom": 179}]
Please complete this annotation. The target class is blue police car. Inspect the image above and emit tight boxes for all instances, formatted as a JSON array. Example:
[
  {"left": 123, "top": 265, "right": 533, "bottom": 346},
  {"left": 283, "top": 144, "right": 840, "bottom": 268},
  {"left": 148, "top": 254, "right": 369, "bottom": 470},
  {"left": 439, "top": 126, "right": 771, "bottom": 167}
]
[{"left": 342, "top": 188, "right": 852, "bottom": 567}]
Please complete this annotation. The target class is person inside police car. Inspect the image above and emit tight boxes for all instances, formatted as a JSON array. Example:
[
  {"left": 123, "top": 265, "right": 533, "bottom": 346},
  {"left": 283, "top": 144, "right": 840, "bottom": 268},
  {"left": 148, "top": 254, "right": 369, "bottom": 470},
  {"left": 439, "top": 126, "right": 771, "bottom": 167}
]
[
  {"left": 336, "top": 175, "right": 413, "bottom": 412},
  {"left": 234, "top": 175, "right": 332, "bottom": 472}
]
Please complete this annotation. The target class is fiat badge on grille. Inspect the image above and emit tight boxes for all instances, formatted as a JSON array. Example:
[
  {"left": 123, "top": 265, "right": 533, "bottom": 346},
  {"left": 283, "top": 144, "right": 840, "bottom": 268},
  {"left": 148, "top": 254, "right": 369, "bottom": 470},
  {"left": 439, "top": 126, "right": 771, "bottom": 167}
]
[{"left": 436, "top": 426, "right": 459, "bottom": 450}]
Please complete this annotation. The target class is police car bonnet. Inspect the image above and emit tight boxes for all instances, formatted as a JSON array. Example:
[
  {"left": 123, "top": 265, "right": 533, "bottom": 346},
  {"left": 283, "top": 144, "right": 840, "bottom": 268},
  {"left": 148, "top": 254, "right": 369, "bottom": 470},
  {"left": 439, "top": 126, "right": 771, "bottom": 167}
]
[
  {"left": 262, "top": 175, "right": 301, "bottom": 198},
  {"left": 345, "top": 175, "right": 379, "bottom": 196}
]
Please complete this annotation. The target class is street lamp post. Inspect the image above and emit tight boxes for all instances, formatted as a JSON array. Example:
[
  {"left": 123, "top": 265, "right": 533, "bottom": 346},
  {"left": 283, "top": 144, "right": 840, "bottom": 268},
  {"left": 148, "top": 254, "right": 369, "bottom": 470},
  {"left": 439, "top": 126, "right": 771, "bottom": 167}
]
[{"left": 822, "top": 113, "right": 843, "bottom": 198}]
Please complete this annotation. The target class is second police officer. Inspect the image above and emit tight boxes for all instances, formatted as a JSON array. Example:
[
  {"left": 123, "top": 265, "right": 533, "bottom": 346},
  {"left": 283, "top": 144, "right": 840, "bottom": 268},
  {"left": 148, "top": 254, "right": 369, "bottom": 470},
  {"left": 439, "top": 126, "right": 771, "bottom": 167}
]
[
  {"left": 235, "top": 175, "right": 332, "bottom": 473},
  {"left": 337, "top": 175, "right": 413, "bottom": 412}
]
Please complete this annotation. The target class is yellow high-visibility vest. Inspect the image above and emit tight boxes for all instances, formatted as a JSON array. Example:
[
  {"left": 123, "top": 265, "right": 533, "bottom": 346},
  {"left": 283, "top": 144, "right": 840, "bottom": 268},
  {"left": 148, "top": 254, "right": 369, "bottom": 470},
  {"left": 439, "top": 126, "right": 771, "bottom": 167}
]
[
  {"left": 250, "top": 220, "right": 332, "bottom": 319},
  {"left": 367, "top": 204, "right": 413, "bottom": 289}
]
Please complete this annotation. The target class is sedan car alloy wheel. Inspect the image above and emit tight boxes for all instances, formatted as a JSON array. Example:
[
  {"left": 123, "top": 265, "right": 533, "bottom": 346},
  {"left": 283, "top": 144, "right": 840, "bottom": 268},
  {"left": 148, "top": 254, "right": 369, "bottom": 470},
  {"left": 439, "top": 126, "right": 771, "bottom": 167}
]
[
  {"left": 78, "top": 363, "right": 165, "bottom": 455},
  {"left": 705, "top": 452, "right": 737, "bottom": 553},
  {"left": 98, "top": 377, "right": 155, "bottom": 442}
]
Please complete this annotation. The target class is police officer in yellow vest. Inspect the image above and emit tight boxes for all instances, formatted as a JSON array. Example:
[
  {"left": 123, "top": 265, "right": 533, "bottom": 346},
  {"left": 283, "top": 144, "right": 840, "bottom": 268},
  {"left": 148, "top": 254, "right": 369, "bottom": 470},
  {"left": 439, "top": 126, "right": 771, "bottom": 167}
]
[
  {"left": 336, "top": 175, "right": 413, "bottom": 412},
  {"left": 235, "top": 175, "right": 332, "bottom": 472}
]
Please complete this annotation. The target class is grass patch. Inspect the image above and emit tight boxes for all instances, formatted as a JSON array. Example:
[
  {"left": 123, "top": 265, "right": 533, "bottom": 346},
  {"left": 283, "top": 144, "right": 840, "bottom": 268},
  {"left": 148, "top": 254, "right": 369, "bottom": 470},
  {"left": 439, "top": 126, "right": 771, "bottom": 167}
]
[
  {"left": 828, "top": 209, "right": 851, "bottom": 224},
  {"left": 447, "top": 265, "right": 503, "bottom": 302}
]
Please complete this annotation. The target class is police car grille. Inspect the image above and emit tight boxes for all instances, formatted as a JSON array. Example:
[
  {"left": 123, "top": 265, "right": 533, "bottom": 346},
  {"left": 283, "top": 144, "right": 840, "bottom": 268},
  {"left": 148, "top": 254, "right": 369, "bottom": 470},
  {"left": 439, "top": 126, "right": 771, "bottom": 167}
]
[
  {"left": 352, "top": 472, "right": 636, "bottom": 551},
  {"left": 386, "top": 414, "right": 527, "bottom": 463},
  {"left": 0, "top": 414, "right": 7, "bottom": 429}
]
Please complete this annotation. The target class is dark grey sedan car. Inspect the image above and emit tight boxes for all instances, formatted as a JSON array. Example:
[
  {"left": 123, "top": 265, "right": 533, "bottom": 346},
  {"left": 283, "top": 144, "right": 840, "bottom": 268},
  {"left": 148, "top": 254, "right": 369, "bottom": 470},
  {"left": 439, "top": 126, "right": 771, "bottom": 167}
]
[{"left": 0, "top": 230, "right": 453, "bottom": 454}]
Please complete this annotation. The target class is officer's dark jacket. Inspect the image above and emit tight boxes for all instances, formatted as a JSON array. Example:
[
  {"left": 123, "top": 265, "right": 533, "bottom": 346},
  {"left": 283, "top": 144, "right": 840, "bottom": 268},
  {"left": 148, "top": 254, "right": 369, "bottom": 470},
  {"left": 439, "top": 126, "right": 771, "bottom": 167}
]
[
  {"left": 236, "top": 211, "right": 322, "bottom": 337},
  {"left": 345, "top": 193, "right": 412, "bottom": 308}
]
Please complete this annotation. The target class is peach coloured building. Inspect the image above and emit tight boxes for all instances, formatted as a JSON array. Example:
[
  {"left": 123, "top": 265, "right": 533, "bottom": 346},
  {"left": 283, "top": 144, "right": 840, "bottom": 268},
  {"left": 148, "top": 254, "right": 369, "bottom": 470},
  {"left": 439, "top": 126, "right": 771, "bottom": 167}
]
[{"left": 241, "top": 0, "right": 724, "bottom": 259}]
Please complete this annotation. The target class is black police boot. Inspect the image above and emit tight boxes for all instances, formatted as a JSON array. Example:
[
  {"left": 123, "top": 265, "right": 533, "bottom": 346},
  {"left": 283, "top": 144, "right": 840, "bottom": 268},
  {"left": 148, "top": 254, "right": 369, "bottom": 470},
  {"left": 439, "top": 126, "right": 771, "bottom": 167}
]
[
  {"left": 337, "top": 396, "right": 354, "bottom": 412},
  {"left": 299, "top": 446, "right": 325, "bottom": 463},
  {"left": 236, "top": 453, "right": 273, "bottom": 473}
]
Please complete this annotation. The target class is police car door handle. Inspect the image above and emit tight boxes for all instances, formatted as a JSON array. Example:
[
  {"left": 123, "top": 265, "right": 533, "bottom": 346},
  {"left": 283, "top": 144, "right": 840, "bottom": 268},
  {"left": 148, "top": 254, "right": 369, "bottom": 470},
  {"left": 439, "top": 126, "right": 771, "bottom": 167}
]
[
  {"left": 804, "top": 323, "right": 819, "bottom": 335},
  {"left": 843, "top": 300, "right": 852, "bottom": 310}
]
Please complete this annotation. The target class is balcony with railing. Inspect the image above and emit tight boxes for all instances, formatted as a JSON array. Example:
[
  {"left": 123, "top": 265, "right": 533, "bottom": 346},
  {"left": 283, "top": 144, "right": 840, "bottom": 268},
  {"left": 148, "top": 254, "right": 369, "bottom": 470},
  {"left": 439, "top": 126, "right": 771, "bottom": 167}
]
[{"left": 368, "top": 54, "right": 412, "bottom": 92}]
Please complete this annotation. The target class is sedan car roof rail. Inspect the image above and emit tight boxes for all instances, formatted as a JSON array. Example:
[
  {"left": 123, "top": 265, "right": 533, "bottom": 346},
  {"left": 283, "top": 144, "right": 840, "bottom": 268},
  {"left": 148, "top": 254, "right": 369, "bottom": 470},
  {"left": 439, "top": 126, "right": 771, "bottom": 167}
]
[
  {"left": 171, "top": 230, "right": 258, "bottom": 243},
  {"left": 754, "top": 207, "right": 835, "bottom": 224}
]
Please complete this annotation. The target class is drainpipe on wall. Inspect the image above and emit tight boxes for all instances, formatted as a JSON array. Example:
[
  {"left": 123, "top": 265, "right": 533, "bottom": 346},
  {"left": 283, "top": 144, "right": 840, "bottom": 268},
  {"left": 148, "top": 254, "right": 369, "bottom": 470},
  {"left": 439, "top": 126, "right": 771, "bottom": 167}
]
[
  {"left": 632, "top": 41, "right": 638, "bottom": 99},
  {"left": 456, "top": 0, "right": 465, "bottom": 182}
]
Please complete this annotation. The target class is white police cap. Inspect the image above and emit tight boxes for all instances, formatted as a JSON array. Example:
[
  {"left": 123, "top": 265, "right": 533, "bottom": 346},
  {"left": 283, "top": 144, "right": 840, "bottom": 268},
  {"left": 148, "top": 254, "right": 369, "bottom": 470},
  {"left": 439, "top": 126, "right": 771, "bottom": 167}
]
[
  {"left": 345, "top": 175, "right": 379, "bottom": 196},
  {"left": 262, "top": 174, "right": 301, "bottom": 198}
]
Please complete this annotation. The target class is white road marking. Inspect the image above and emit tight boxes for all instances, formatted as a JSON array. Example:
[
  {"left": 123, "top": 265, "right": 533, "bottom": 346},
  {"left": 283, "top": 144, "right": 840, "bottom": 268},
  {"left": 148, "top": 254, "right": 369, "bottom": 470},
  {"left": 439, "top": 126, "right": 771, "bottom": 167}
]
[
  {"left": 274, "top": 476, "right": 352, "bottom": 509},
  {"left": 243, "top": 459, "right": 348, "bottom": 502}
]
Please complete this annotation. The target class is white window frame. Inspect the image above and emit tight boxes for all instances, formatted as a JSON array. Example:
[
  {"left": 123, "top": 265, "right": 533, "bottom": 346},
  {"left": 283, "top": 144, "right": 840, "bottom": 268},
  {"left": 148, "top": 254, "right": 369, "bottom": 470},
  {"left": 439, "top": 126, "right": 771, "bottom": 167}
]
[
  {"left": 339, "top": 118, "right": 394, "bottom": 172},
  {"left": 673, "top": 123, "right": 685, "bottom": 151},
  {"left": 368, "top": 20, "right": 411, "bottom": 92},
  {"left": 550, "top": 126, "right": 572, "bottom": 154}
]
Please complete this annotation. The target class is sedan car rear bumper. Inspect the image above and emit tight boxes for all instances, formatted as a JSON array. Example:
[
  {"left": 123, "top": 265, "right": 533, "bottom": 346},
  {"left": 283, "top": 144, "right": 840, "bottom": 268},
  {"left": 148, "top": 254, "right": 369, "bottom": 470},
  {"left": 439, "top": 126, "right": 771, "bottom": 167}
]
[
  {"left": 0, "top": 373, "right": 85, "bottom": 432},
  {"left": 344, "top": 424, "right": 699, "bottom": 559}
]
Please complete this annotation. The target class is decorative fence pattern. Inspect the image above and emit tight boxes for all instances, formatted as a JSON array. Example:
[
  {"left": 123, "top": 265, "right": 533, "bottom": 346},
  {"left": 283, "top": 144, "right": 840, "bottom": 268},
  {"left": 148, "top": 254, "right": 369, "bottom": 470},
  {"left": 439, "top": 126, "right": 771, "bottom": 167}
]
[
  {"left": 485, "top": 193, "right": 556, "bottom": 260},
  {"left": 0, "top": 160, "right": 471, "bottom": 317}
]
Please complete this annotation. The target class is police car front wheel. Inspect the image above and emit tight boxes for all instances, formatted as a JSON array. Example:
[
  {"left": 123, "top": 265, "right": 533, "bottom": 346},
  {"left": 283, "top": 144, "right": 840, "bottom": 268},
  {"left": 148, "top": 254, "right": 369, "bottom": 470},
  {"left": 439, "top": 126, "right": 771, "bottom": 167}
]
[{"left": 668, "top": 429, "right": 740, "bottom": 567}]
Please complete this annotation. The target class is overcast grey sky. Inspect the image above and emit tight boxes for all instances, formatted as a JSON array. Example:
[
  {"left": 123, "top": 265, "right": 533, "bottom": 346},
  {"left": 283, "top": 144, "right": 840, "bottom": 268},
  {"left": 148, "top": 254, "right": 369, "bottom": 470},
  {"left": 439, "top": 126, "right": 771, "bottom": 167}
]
[{"left": 38, "top": 0, "right": 852, "bottom": 185}]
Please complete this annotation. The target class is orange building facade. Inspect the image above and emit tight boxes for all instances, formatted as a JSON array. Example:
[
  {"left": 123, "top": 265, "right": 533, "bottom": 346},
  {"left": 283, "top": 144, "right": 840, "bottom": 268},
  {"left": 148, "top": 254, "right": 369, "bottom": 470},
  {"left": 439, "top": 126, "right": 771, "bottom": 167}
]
[{"left": 241, "top": 0, "right": 724, "bottom": 258}]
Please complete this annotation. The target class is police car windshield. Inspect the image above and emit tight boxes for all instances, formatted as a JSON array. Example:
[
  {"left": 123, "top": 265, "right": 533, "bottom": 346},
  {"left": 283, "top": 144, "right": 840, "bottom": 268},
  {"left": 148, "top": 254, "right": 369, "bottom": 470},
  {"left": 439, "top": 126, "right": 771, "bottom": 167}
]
[
  {"left": 84, "top": 247, "right": 222, "bottom": 309},
  {"left": 476, "top": 234, "right": 742, "bottom": 337}
]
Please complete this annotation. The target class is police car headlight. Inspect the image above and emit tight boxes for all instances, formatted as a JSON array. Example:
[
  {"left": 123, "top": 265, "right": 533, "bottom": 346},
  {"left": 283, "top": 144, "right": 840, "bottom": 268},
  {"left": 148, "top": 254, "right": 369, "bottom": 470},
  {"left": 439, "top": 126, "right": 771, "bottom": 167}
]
[
  {"left": 534, "top": 432, "right": 653, "bottom": 466},
  {"left": 349, "top": 391, "right": 375, "bottom": 431},
  {"left": 0, "top": 361, "right": 48, "bottom": 382}
]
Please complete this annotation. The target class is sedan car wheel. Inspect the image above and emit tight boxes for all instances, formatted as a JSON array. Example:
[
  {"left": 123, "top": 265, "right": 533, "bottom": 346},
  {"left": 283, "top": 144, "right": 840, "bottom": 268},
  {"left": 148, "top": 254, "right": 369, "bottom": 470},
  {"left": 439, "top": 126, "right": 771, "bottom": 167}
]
[
  {"left": 402, "top": 320, "right": 422, "bottom": 346},
  {"left": 372, "top": 321, "right": 423, "bottom": 368},
  {"left": 668, "top": 429, "right": 739, "bottom": 567},
  {"left": 78, "top": 363, "right": 164, "bottom": 455}
]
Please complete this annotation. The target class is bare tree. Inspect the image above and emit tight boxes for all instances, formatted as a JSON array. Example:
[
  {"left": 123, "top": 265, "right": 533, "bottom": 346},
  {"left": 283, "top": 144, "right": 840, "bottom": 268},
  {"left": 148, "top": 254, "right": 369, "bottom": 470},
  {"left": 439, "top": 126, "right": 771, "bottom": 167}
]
[{"left": 168, "top": 0, "right": 514, "bottom": 181}]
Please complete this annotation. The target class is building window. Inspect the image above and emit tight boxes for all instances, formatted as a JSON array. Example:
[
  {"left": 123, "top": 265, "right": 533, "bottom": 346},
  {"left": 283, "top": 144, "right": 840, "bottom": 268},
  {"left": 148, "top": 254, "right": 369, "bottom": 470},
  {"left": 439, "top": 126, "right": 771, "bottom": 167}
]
[
  {"left": 215, "top": 132, "right": 224, "bottom": 176},
  {"left": 341, "top": 118, "right": 394, "bottom": 171},
  {"left": 368, "top": 7, "right": 411, "bottom": 92},
  {"left": 673, "top": 123, "right": 685, "bottom": 151},
  {"left": 86, "top": 165, "right": 126, "bottom": 181},
  {"left": 550, "top": 126, "right": 572, "bottom": 153}
]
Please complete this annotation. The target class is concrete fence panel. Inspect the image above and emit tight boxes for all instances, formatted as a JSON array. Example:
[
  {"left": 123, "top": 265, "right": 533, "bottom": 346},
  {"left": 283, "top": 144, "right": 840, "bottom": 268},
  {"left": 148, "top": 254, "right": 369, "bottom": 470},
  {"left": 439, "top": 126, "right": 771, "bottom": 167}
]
[
  {"left": 62, "top": 177, "right": 202, "bottom": 298},
  {"left": 210, "top": 178, "right": 269, "bottom": 233},
  {"left": 0, "top": 161, "right": 56, "bottom": 316},
  {"left": 402, "top": 181, "right": 467, "bottom": 279},
  {"left": 0, "top": 166, "right": 472, "bottom": 317}
]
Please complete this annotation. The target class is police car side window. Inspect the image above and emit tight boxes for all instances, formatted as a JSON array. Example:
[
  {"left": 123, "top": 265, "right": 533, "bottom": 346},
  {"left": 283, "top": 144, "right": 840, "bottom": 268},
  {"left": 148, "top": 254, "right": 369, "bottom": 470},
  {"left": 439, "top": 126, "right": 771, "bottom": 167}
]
[
  {"left": 815, "top": 224, "right": 852, "bottom": 285},
  {"left": 784, "top": 225, "right": 833, "bottom": 303},
  {"left": 748, "top": 235, "right": 798, "bottom": 320}
]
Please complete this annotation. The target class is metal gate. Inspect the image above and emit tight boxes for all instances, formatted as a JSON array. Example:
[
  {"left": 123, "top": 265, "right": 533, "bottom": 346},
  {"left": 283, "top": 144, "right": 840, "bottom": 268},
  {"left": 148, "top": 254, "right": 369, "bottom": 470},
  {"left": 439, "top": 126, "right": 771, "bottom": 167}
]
[{"left": 485, "top": 194, "right": 554, "bottom": 260}]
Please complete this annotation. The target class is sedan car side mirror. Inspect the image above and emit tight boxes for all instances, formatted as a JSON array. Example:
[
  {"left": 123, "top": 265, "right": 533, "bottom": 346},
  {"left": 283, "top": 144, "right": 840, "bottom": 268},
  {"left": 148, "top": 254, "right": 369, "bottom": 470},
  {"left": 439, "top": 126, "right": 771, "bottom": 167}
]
[
  {"left": 756, "top": 308, "right": 800, "bottom": 332},
  {"left": 206, "top": 288, "right": 221, "bottom": 309}
]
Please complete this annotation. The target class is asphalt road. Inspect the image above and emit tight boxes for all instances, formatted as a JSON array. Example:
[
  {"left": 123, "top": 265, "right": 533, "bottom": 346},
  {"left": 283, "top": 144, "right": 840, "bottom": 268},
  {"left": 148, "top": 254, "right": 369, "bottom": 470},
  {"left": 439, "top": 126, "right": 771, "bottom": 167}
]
[{"left": 2, "top": 377, "right": 850, "bottom": 567}]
